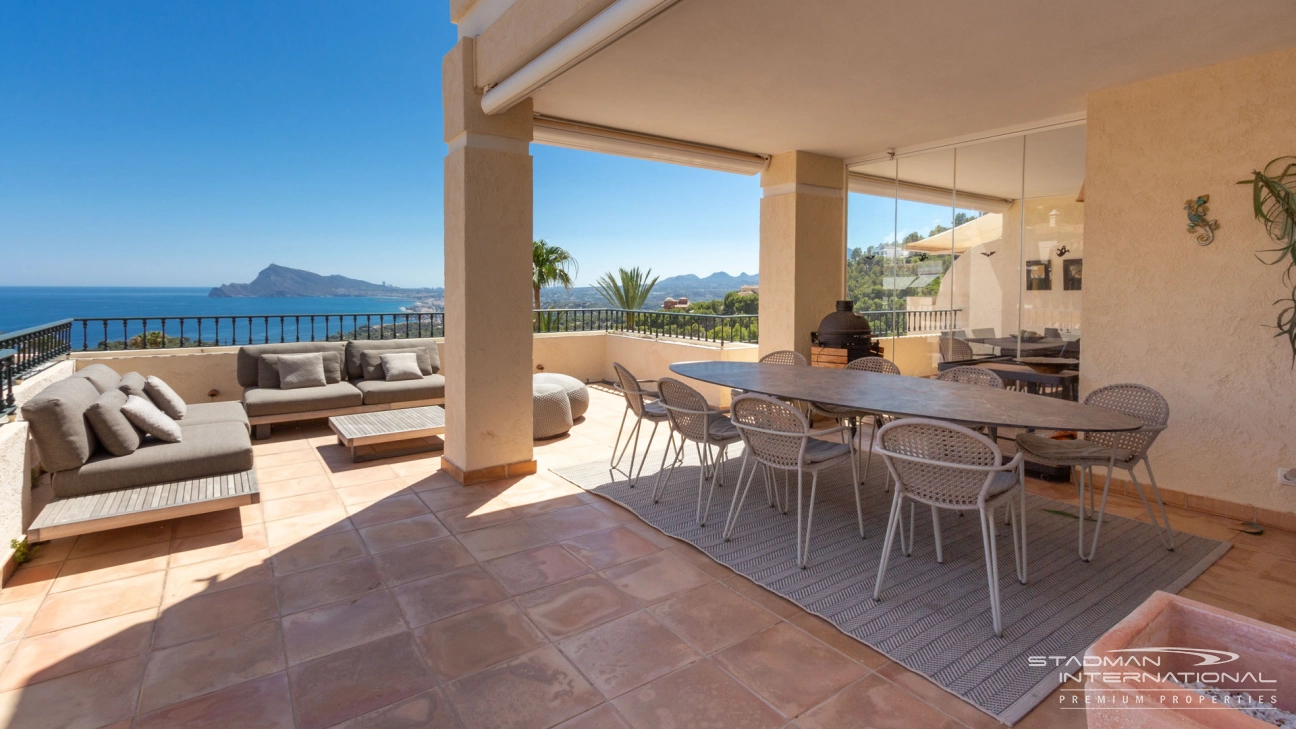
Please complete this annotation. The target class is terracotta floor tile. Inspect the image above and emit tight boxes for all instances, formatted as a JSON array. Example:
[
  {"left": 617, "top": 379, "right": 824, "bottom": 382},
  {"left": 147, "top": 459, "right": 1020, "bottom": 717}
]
[
  {"left": 253, "top": 438, "right": 311, "bottom": 456},
  {"left": 1014, "top": 685, "right": 1088, "bottom": 729},
  {"left": 668, "top": 543, "right": 735, "bottom": 580},
  {"left": 28, "top": 571, "right": 164, "bottom": 636},
  {"left": 391, "top": 565, "right": 508, "bottom": 627},
  {"left": 600, "top": 551, "right": 713, "bottom": 606},
  {"left": 528, "top": 505, "right": 622, "bottom": 542},
  {"left": 359, "top": 514, "right": 451, "bottom": 554},
  {"left": 0, "top": 656, "right": 146, "bottom": 729},
  {"left": 50, "top": 542, "right": 170, "bottom": 594},
  {"left": 168, "top": 523, "right": 269, "bottom": 568},
  {"left": 613, "top": 659, "right": 784, "bottom": 729},
  {"left": 555, "top": 704, "right": 632, "bottom": 729},
  {"left": 276, "top": 556, "right": 384, "bottom": 615},
  {"left": 620, "top": 520, "right": 682, "bottom": 549},
  {"left": 258, "top": 461, "right": 327, "bottom": 484},
  {"left": 438, "top": 500, "right": 529, "bottom": 535},
  {"left": 798, "top": 674, "right": 964, "bottom": 729},
  {"left": 369, "top": 536, "right": 476, "bottom": 587},
  {"left": 289, "top": 633, "right": 435, "bottom": 729},
  {"left": 335, "top": 478, "right": 415, "bottom": 506},
  {"left": 138, "top": 619, "right": 285, "bottom": 714},
  {"left": 714, "top": 623, "right": 867, "bottom": 717},
  {"left": 272, "top": 529, "right": 367, "bottom": 576},
  {"left": 444, "top": 644, "right": 602, "bottom": 729},
  {"left": 457, "top": 520, "right": 554, "bottom": 562},
  {"left": 560, "top": 526, "right": 661, "bottom": 571},
  {"left": 389, "top": 455, "right": 443, "bottom": 477},
  {"left": 402, "top": 469, "right": 461, "bottom": 493},
  {"left": 559, "top": 611, "right": 700, "bottom": 698},
  {"left": 348, "top": 494, "right": 433, "bottom": 529},
  {"left": 0, "top": 597, "right": 59, "bottom": 644},
  {"left": 255, "top": 448, "right": 320, "bottom": 468},
  {"left": 330, "top": 688, "right": 460, "bottom": 729},
  {"left": 648, "top": 582, "right": 781, "bottom": 654},
  {"left": 484, "top": 544, "right": 590, "bottom": 595},
  {"left": 0, "top": 563, "right": 60, "bottom": 604},
  {"left": 259, "top": 474, "right": 333, "bottom": 501},
  {"left": 262, "top": 490, "right": 346, "bottom": 523},
  {"left": 282, "top": 589, "right": 406, "bottom": 665},
  {"left": 723, "top": 574, "right": 804, "bottom": 619},
  {"left": 874, "top": 662, "right": 1000, "bottom": 729},
  {"left": 516, "top": 574, "right": 638, "bottom": 640},
  {"left": 134, "top": 671, "right": 295, "bottom": 729},
  {"left": 418, "top": 483, "right": 510, "bottom": 513},
  {"left": 171, "top": 505, "right": 263, "bottom": 540},
  {"left": 263, "top": 508, "right": 354, "bottom": 549},
  {"left": 500, "top": 491, "right": 589, "bottom": 518},
  {"left": 22, "top": 536, "right": 75, "bottom": 567},
  {"left": 585, "top": 499, "right": 640, "bottom": 524},
  {"left": 327, "top": 464, "right": 400, "bottom": 489},
  {"left": 415, "top": 601, "right": 548, "bottom": 683},
  {"left": 163, "top": 549, "right": 273, "bottom": 605},
  {"left": 788, "top": 613, "right": 888, "bottom": 669},
  {"left": 69, "top": 522, "right": 173, "bottom": 560},
  {"left": 153, "top": 581, "right": 279, "bottom": 649},
  {"left": 0, "top": 609, "right": 154, "bottom": 691}
]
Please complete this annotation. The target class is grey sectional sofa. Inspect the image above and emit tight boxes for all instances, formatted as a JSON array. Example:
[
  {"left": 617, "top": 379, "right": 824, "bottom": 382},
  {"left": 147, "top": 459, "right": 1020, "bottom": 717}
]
[{"left": 238, "top": 338, "right": 445, "bottom": 438}]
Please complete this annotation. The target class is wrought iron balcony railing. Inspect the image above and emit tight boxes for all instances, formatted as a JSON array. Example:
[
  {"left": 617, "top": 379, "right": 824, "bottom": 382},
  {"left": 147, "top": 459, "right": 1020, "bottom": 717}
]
[
  {"left": 0, "top": 319, "right": 73, "bottom": 380},
  {"left": 1, "top": 349, "right": 16, "bottom": 420}
]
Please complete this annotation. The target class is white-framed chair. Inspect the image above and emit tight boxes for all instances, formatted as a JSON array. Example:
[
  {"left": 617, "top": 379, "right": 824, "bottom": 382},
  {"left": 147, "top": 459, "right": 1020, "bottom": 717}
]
[
  {"left": 653, "top": 378, "right": 743, "bottom": 526},
  {"left": 609, "top": 362, "right": 672, "bottom": 488},
  {"left": 872, "top": 418, "right": 1027, "bottom": 636},
  {"left": 1014, "top": 383, "right": 1174, "bottom": 562},
  {"left": 936, "top": 366, "right": 1004, "bottom": 389},
  {"left": 808, "top": 356, "right": 902, "bottom": 514},
  {"left": 731, "top": 349, "right": 807, "bottom": 404},
  {"left": 725, "top": 394, "right": 859, "bottom": 568}
]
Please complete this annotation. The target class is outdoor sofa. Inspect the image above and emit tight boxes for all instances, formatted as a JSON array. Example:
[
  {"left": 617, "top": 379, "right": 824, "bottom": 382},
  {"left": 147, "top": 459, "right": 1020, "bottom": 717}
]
[{"left": 238, "top": 338, "right": 445, "bottom": 439}]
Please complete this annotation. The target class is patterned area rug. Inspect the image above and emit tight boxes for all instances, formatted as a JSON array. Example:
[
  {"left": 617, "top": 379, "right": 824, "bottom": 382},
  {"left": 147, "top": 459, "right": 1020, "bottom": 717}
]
[{"left": 553, "top": 448, "right": 1230, "bottom": 726}]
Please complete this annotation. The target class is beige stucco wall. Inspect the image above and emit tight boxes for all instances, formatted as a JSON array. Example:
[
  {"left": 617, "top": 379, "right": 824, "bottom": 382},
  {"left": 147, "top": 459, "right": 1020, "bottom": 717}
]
[
  {"left": 604, "top": 334, "right": 758, "bottom": 407},
  {"left": 72, "top": 349, "right": 243, "bottom": 404},
  {"left": 1086, "top": 46, "right": 1296, "bottom": 514},
  {"left": 532, "top": 331, "right": 606, "bottom": 383}
]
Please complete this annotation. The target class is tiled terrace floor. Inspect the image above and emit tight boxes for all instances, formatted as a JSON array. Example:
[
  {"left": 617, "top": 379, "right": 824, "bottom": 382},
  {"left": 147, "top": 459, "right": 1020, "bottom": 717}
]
[{"left": 1, "top": 386, "right": 1293, "bottom": 729}]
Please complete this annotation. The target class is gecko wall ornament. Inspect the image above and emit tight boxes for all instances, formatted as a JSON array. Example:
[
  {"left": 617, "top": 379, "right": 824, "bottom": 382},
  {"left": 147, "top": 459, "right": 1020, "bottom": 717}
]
[
  {"left": 1184, "top": 195, "right": 1219, "bottom": 246},
  {"left": 1055, "top": 245, "right": 1070, "bottom": 258}
]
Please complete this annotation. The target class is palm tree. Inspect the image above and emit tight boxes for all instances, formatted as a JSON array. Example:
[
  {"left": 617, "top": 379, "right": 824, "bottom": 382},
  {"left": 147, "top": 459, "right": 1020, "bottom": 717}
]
[
  {"left": 532, "top": 239, "right": 578, "bottom": 310},
  {"left": 593, "top": 267, "right": 659, "bottom": 327}
]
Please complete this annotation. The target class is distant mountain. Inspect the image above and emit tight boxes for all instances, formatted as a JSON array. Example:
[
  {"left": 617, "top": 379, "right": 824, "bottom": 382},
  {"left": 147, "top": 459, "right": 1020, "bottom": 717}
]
[
  {"left": 539, "top": 271, "right": 758, "bottom": 309},
  {"left": 209, "top": 264, "right": 443, "bottom": 299}
]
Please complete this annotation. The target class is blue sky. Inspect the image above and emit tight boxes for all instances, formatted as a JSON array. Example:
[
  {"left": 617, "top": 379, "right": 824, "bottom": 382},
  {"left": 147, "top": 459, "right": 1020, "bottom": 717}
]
[{"left": 1, "top": 0, "right": 951, "bottom": 289}]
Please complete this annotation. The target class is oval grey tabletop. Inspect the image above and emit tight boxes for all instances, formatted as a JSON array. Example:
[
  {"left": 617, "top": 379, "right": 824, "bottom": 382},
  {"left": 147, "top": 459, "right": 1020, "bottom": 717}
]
[{"left": 669, "top": 361, "right": 1142, "bottom": 432}]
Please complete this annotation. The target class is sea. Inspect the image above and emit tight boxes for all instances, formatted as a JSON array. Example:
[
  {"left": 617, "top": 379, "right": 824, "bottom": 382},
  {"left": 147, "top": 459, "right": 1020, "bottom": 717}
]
[{"left": 0, "top": 287, "right": 420, "bottom": 349}]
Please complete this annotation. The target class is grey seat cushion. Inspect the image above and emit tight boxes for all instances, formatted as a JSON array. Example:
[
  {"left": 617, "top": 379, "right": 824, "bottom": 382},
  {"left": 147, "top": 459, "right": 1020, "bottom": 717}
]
[
  {"left": 85, "top": 390, "right": 141, "bottom": 457},
  {"left": 184, "top": 401, "right": 250, "bottom": 433},
  {"left": 346, "top": 338, "right": 441, "bottom": 380},
  {"left": 258, "top": 351, "right": 343, "bottom": 388},
  {"left": 986, "top": 470, "right": 1020, "bottom": 497},
  {"left": 242, "top": 382, "right": 363, "bottom": 417},
  {"left": 21, "top": 377, "right": 101, "bottom": 472},
  {"left": 118, "top": 372, "right": 148, "bottom": 399},
  {"left": 360, "top": 348, "right": 434, "bottom": 380},
  {"left": 1015, "top": 433, "right": 1134, "bottom": 466},
  {"left": 706, "top": 413, "right": 740, "bottom": 441},
  {"left": 236, "top": 342, "right": 349, "bottom": 388},
  {"left": 72, "top": 364, "right": 123, "bottom": 394},
  {"left": 355, "top": 375, "right": 446, "bottom": 406},
  {"left": 533, "top": 373, "right": 589, "bottom": 419},
  {"left": 804, "top": 438, "right": 852, "bottom": 464},
  {"left": 52, "top": 421, "right": 253, "bottom": 497}
]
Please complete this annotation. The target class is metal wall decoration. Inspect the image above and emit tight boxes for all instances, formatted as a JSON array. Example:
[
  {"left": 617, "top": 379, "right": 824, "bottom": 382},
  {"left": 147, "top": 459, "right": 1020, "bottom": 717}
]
[
  {"left": 1184, "top": 195, "right": 1220, "bottom": 246},
  {"left": 1055, "top": 245, "right": 1070, "bottom": 258}
]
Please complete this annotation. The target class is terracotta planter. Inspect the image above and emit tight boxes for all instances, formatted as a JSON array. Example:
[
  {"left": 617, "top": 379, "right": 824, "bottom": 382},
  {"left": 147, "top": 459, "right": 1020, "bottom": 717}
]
[{"left": 1085, "top": 591, "right": 1296, "bottom": 728}]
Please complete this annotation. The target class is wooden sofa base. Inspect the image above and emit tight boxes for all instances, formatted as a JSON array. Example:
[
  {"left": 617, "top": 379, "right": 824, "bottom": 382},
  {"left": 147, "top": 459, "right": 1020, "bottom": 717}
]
[
  {"left": 28, "top": 470, "right": 260, "bottom": 542},
  {"left": 248, "top": 398, "right": 445, "bottom": 439}
]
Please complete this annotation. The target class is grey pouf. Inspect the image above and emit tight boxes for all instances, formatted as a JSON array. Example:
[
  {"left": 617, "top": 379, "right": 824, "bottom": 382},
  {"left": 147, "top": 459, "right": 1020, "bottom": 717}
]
[
  {"left": 533, "top": 383, "right": 574, "bottom": 439},
  {"left": 533, "top": 373, "right": 590, "bottom": 420}
]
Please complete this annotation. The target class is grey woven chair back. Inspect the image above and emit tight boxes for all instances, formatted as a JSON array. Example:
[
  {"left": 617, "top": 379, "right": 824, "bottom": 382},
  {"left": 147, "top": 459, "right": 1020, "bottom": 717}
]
[
  {"left": 939, "top": 336, "right": 975, "bottom": 362},
  {"left": 971, "top": 328, "right": 996, "bottom": 338},
  {"left": 612, "top": 362, "right": 649, "bottom": 418},
  {"left": 845, "top": 356, "right": 900, "bottom": 375},
  {"left": 937, "top": 366, "right": 1004, "bottom": 388},
  {"left": 1083, "top": 383, "right": 1169, "bottom": 459},
  {"left": 878, "top": 419, "right": 1001, "bottom": 508},
  {"left": 731, "top": 394, "right": 810, "bottom": 469},
  {"left": 657, "top": 377, "right": 713, "bottom": 443},
  {"left": 759, "top": 350, "right": 807, "bottom": 366}
]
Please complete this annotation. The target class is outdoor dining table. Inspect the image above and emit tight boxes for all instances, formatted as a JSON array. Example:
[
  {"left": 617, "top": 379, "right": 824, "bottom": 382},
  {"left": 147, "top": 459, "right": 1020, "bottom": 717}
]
[
  {"left": 669, "top": 360, "right": 1140, "bottom": 432},
  {"left": 965, "top": 336, "right": 1072, "bottom": 356}
]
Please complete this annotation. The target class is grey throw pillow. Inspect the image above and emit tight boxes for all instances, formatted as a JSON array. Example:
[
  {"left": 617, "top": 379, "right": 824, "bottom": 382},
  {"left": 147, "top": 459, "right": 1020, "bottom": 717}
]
[
  {"left": 85, "top": 389, "right": 142, "bottom": 456},
  {"left": 380, "top": 352, "right": 424, "bottom": 381},
  {"left": 121, "top": 394, "right": 182, "bottom": 443},
  {"left": 277, "top": 353, "right": 327, "bottom": 390},
  {"left": 118, "top": 371, "right": 148, "bottom": 398},
  {"left": 145, "top": 375, "right": 187, "bottom": 420},
  {"left": 259, "top": 352, "right": 343, "bottom": 388},
  {"left": 361, "top": 348, "right": 432, "bottom": 380}
]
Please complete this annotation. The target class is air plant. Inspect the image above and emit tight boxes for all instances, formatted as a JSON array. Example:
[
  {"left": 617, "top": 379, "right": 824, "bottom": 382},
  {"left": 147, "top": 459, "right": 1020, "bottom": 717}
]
[{"left": 1239, "top": 157, "right": 1296, "bottom": 362}]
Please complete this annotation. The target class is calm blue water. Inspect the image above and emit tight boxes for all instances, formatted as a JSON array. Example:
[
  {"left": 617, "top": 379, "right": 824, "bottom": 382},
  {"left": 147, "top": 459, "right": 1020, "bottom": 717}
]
[{"left": 0, "top": 287, "right": 424, "bottom": 348}]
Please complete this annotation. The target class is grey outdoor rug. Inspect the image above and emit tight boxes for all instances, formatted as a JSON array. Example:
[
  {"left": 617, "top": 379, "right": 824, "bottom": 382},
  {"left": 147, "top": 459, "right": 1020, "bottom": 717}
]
[{"left": 553, "top": 448, "right": 1230, "bottom": 726}]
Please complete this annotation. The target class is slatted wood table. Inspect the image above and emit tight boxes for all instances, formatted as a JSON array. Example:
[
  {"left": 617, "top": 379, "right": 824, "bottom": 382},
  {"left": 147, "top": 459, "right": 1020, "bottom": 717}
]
[
  {"left": 329, "top": 405, "right": 446, "bottom": 462},
  {"left": 28, "top": 469, "right": 260, "bottom": 541}
]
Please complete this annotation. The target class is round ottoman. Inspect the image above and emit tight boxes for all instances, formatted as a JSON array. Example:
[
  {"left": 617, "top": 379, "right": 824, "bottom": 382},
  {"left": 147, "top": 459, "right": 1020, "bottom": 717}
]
[
  {"left": 533, "top": 383, "right": 574, "bottom": 439},
  {"left": 533, "top": 373, "right": 590, "bottom": 420}
]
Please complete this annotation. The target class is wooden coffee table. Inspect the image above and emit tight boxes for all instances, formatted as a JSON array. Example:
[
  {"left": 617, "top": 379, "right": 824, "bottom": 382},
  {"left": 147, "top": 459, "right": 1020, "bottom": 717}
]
[{"left": 329, "top": 406, "right": 446, "bottom": 463}]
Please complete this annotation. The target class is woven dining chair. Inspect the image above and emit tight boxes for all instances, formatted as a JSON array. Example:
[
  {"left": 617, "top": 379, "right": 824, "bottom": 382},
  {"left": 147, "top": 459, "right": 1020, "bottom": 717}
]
[
  {"left": 807, "top": 356, "right": 901, "bottom": 516},
  {"left": 730, "top": 349, "right": 808, "bottom": 404},
  {"left": 725, "top": 394, "right": 859, "bottom": 568},
  {"left": 609, "top": 362, "right": 674, "bottom": 488},
  {"left": 936, "top": 366, "right": 1004, "bottom": 389},
  {"left": 1014, "top": 383, "right": 1173, "bottom": 562},
  {"left": 653, "top": 378, "right": 743, "bottom": 526},
  {"left": 939, "top": 335, "right": 976, "bottom": 362},
  {"left": 872, "top": 418, "right": 1027, "bottom": 636}
]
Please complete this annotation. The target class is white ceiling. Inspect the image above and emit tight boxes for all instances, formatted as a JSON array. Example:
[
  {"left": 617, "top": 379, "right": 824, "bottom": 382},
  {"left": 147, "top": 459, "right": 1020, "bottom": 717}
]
[{"left": 531, "top": 0, "right": 1296, "bottom": 162}]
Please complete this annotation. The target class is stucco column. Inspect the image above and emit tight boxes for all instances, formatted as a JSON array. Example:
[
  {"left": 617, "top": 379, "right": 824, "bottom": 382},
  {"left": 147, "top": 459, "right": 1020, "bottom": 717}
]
[
  {"left": 442, "top": 38, "right": 536, "bottom": 484},
  {"left": 758, "top": 151, "right": 847, "bottom": 360}
]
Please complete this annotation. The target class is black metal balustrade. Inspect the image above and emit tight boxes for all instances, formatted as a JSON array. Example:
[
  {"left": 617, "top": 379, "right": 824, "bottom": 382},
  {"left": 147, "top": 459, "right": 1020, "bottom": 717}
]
[
  {"left": 0, "top": 319, "right": 73, "bottom": 379},
  {"left": 532, "top": 309, "right": 759, "bottom": 343},
  {"left": 71, "top": 313, "right": 447, "bottom": 351},
  {"left": 1, "top": 349, "right": 15, "bottom": 420}
]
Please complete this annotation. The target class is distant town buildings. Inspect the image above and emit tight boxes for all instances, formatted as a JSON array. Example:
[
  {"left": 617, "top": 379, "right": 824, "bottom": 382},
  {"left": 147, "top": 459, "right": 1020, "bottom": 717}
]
[{"left": 661, "top": 296, "right": 690, "bottom": 311}]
